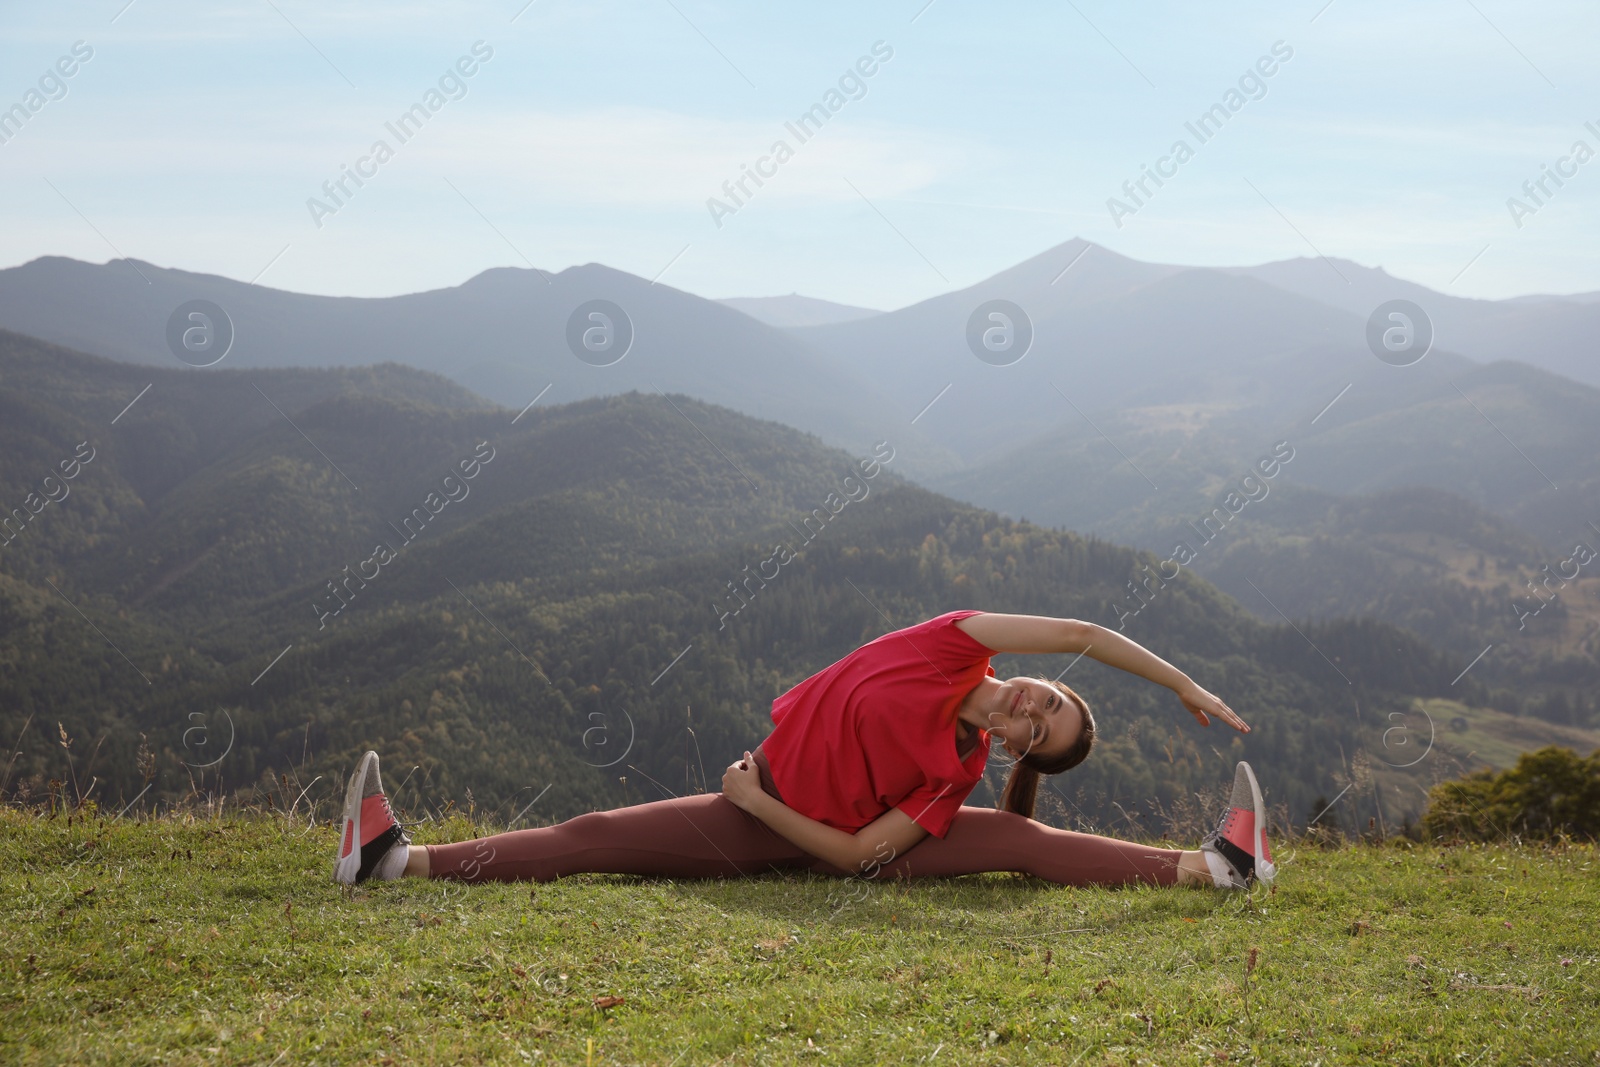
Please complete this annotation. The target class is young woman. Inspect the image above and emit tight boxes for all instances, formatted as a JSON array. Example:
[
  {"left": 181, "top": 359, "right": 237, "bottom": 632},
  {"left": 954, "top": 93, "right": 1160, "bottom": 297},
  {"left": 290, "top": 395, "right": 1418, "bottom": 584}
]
[{"left": 333, "top": 611, "right": 1275, "bottom": 892}]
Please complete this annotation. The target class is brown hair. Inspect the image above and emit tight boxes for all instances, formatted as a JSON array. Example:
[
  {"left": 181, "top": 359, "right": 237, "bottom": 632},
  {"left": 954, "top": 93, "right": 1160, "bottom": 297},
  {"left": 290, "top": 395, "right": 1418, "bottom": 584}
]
[{"left": 997, "top": 678, "right": 1096, "bottom": 818}]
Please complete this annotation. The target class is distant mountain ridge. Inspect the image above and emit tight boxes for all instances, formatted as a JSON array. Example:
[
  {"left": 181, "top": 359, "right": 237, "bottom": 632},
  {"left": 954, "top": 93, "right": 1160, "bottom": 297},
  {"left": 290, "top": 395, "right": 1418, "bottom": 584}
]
[
  {"left": 0, "top": 255, "right": 954, "bottom": 470},
  {"left": 1223, "top": 256, "right": 1600, "bottom": 388},
  {"left": 717, "top": 294, "right": 881, "bottom": 328},
  {"left": 6, "top": 240, "right": 1596, "bottom": 475},
  {"left": 4, "top": 243, "right": 1596, "bottom": 602}
]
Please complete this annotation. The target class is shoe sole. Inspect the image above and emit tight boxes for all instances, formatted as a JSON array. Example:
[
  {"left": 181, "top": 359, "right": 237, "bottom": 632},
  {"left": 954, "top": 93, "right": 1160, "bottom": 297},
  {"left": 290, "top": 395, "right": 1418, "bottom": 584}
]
[
  {"left": 1239, "top": 761, "right": 1275, "bottom": 886},
  {"left": 333, "top": 751, "right": 376, "bottom": 885}
]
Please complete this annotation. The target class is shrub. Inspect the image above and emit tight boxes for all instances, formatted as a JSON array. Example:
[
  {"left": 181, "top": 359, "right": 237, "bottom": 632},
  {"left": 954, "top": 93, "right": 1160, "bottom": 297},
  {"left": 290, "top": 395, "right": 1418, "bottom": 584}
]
[{"left": 1422, "top": 746, "right": 1600, "bottom": 841}]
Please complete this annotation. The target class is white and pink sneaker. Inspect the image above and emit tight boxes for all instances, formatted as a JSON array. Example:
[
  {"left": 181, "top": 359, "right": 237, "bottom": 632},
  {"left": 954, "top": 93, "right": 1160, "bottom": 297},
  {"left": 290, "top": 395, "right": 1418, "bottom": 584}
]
[
  {"left": 1200, "top": 761, "right": 1276, "bottom": 889},
  {"left": 332, "top": 751, "right": 412, "bottom": 884}
]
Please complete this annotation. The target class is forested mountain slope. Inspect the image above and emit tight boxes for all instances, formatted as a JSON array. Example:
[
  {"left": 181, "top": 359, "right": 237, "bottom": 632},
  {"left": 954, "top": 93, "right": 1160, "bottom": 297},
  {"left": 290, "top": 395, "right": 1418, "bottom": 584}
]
[{"left": 0, "top": 331, "right": 1548, "bottom": 835}]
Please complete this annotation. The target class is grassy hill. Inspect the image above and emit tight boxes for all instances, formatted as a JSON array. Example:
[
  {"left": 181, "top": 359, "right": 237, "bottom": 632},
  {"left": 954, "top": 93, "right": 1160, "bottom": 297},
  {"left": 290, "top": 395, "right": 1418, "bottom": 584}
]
[
  {"left": 1416, "top": 698, "right": 1600, "bottom": 775},
  {"left": 2, "top": 808, "right": 1595, "bottom": 1065}
]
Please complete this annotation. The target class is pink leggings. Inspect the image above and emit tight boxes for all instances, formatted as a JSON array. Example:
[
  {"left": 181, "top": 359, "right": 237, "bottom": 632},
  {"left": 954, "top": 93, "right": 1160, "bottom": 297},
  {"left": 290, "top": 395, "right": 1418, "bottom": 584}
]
[{"left": 425, "top": 794, "right": 1182, "bottom": 888}]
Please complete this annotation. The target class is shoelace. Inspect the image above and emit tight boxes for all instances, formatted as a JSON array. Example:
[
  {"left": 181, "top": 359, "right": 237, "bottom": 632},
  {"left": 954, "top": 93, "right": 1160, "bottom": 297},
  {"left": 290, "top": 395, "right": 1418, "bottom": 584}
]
[
  {"left": 377, "top": 793, "right": 424, "bottom": 834},
  {"left": 1203, "top": 810, "right": 1247, "bottom": 859}
]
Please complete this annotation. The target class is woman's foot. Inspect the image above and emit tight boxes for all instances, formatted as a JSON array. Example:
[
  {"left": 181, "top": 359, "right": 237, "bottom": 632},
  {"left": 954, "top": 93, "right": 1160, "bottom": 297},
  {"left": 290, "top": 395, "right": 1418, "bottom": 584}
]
[
  {"left": 332, "top": 751, "right": 412, "bottom": 884},
  {"left": 1198, "top": 761, "right": 1275, "bottom": 889}
]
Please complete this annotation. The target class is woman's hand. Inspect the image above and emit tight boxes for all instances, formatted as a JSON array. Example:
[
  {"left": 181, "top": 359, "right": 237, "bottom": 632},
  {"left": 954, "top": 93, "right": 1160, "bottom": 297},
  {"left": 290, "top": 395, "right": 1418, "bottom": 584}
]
[
  {"left": 721, "top": 751, "right": 766, "bottom": 813},
  {"left": 1179, "top": 683, "right": 1250, "bottom": 732}
]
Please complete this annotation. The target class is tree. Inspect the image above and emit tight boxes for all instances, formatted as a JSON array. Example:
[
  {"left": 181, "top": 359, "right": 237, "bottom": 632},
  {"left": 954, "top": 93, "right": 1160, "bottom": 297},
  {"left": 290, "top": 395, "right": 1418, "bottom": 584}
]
[{"left": 1422, "top": 747, "right": 1600, "bottom": 841}]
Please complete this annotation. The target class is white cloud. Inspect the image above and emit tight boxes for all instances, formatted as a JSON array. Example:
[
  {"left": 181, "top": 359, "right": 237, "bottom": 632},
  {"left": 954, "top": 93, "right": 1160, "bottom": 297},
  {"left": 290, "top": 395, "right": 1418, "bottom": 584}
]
[
  {"left": 5, "top": 95, "right": 964, "bottom": 207},
  {"left": 417, "top": 106, "right": 958, "bottom": 206}
]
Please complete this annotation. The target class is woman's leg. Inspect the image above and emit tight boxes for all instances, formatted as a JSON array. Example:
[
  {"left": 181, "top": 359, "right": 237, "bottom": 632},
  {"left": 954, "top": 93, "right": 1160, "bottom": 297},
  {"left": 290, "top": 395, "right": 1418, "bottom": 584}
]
[
  {"left": 421, "top": 794, "right": 813, "bottom": 883},
  {"left": 809, "top": 806, "right": 1185, "bottom": 887}
]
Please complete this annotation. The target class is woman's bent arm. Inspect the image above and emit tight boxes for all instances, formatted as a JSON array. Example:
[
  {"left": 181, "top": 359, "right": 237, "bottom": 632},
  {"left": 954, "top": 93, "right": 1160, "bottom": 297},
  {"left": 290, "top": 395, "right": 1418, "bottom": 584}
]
[
  {"left": 956, "top": 612, "right": 1195, "bottom": 686},
  {"left": 722, "top": 754, "right": 929, "bottom": 872},
  {"left": 954, "top": 613, "right": 1095, "bottom": 655},
  {"left": 955, "top": 613, "right": 1249, "bottom": 732}
]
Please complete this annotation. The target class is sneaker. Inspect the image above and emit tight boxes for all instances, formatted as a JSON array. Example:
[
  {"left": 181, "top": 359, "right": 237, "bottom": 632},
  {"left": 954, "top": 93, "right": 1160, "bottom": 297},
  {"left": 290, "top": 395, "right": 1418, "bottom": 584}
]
[
  {"left": 1200, "top": 761, "right": 1275, "bottom": 889},
  {"left": 333, "top": 751, "right": 412, "bottom": 884}
]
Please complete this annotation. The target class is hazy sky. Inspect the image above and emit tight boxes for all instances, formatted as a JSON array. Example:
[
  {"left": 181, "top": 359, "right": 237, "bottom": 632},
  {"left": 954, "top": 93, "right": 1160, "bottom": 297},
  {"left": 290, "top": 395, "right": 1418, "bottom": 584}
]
[{"left": 2, "top": 1, "right": 1595, "bottom": 308}]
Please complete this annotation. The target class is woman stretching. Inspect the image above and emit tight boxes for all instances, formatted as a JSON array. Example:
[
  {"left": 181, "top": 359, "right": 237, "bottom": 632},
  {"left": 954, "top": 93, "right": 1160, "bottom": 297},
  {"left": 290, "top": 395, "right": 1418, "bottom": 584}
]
[{"left": 333, "top": 611, "right": 1274, "bottom": 892}]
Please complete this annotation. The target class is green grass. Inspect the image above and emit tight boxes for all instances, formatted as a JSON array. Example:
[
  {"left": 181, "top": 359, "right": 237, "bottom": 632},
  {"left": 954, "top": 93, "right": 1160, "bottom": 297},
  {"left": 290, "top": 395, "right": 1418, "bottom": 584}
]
[
  {"left": 2, "top": 807, "right": 1597, "bottom": 1066},
  {"left": 1419, "top": 698, "right": 1600, "bottom": 774}
]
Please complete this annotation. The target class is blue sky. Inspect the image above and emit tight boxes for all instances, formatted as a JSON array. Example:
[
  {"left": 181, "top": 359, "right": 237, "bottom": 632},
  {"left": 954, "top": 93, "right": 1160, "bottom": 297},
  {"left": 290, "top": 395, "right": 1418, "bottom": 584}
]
[{"left": 2, "top": 0, "right": 1595, "bottom": 308}]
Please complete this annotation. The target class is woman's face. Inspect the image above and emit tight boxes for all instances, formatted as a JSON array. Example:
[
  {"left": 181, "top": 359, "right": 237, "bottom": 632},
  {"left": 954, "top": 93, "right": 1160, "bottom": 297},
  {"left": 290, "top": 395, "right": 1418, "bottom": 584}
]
[{"left": 986, "top": 677, "right": 1081, "bottom": 761}]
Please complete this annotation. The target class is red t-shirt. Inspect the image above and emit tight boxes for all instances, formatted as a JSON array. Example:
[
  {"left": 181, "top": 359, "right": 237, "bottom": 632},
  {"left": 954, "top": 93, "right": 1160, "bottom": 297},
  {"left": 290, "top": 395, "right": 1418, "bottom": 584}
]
[{"left": 761, "top": 610, "right": 996, "bottom": 838}]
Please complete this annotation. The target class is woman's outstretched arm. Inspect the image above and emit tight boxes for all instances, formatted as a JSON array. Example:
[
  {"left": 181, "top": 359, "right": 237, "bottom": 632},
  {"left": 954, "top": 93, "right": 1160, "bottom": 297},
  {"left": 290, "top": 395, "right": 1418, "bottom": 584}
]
[
  {"left": 954, "top": 613, "right": 1250, "bottom": 732},
  {"left": 721, "top": 754, "right": 929, "bottom": 873}
]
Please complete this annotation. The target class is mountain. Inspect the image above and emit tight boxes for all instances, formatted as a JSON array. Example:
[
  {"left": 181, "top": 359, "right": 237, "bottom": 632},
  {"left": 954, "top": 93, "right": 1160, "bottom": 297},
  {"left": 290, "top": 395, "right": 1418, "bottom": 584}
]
[
  {"left": 932, "top": 355, "right": 1600, "bottom": 543},
  {"left": 1227, "top": 256, "right": 1600, "bottom": 389},
  {"left": 0, "top": 329, "right": 1546, "bottom": 836},
  {"left": 784, "top": 239, "right": 1501, "bottom": 473},
  {"left": 0, "top": 256, "right": 956, "bottom": 470},
  {"left": 741, "top": 238, "right": 1598, "bottom": 572},
  {"left": 6, "top": 244, "right": 1594, "bottom": 490},
  {"left": 928, "top": 352, "right": 1600, "bottom": 695},
  {"left": 1149, "top": 482, "right": 1600, "bottom": 672},
  {"left": 6, "top": 244, "right": 1595, "bottom": 696},
  {"left": 774, "top": 239, "right": 1597, "bottom": 488},
  {"left": 717, "top": 294, "right": 881, "bottom": 328},
  {"left": 766, "top": 240, "right": 1600, "bottom": 687},
  {"left": 787, "top": 239, "right": 1189, "bottom": 463}
]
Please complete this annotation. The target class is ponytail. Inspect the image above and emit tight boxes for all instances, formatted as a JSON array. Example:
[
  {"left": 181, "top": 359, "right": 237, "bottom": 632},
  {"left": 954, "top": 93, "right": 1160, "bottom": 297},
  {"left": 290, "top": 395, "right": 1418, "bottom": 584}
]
[
  {"left": 999, "top": 762, "right": 1042, "bottom": 818},
  {"left": 998, "top": 678, "right": 1096, "bottom": 818}
]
